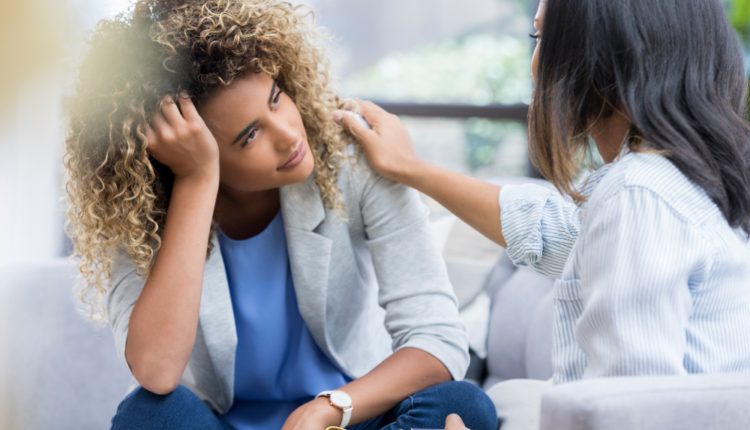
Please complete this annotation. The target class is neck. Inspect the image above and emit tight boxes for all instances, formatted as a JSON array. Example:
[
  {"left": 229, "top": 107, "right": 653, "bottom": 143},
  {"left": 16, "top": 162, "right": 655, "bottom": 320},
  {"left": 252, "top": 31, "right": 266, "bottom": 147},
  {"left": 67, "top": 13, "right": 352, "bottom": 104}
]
[
  {"left": 590, "top": 113, "right": 632, "bottom": 164},
  {"left": 214, "top": 185, "right": 281, "bottom": 240}
]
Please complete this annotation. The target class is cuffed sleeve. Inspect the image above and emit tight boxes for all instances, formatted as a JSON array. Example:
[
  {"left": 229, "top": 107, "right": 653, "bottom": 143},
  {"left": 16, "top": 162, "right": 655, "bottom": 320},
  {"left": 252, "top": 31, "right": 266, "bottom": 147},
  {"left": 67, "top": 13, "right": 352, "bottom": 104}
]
[{"left": 499, "top": 184, "right": 580, "bottom": 278}]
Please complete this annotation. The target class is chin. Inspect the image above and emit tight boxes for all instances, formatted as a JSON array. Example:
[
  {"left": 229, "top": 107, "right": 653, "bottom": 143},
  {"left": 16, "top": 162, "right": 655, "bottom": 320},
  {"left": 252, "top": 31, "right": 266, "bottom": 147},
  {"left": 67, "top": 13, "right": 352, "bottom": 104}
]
[{"left": 287, "top": 151, "right": 316, "bottom": 185}]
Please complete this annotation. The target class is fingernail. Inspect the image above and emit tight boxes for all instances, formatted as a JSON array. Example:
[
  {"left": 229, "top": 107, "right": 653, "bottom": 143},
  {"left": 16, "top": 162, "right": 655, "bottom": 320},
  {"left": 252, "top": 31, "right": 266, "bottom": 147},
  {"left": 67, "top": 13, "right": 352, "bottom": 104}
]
[{"left": 333, "top": 110, "right": 344, "bottom": 123}]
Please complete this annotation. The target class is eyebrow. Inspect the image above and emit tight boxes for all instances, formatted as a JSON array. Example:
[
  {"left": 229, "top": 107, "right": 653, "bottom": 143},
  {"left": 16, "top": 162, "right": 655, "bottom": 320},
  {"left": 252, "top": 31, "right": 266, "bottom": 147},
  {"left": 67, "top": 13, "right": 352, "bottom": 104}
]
[
  {"left": 231, "top": 81, "right": 280, "bottom": 145},
  {"left": 268, "top": 81, "right": 278, "bottom": 105},
  {"left": 231, "top": 119, "right": 259, "bottom": 145}
]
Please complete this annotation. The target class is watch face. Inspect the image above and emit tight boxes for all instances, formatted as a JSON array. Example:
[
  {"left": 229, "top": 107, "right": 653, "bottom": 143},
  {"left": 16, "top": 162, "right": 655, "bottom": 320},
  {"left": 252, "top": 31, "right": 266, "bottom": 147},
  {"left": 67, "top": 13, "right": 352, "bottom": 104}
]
[{"left": 329, "top": 391, "right": 352, "bottom": 408}]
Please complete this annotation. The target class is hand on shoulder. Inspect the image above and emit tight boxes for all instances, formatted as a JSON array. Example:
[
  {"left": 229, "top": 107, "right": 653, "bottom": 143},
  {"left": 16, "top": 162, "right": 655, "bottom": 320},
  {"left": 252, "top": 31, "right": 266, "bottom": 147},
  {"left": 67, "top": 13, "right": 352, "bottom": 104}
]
[{"left": 333, "top": 100, "right": 425, "bottom": 185}]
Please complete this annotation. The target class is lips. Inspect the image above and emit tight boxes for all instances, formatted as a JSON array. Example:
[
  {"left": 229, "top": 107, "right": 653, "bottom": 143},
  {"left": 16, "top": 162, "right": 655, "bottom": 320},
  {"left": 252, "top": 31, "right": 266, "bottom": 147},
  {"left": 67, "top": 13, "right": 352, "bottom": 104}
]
[{"left": 279, "top": 141, "right": 307, "bottom": 170}]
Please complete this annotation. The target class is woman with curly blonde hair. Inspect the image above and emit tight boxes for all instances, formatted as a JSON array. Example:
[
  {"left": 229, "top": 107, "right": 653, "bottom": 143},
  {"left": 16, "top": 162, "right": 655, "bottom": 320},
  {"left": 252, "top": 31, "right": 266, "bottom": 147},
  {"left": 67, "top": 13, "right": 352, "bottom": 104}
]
[{"left": 64, "top": 0, "right": 496, "bottom": 429}]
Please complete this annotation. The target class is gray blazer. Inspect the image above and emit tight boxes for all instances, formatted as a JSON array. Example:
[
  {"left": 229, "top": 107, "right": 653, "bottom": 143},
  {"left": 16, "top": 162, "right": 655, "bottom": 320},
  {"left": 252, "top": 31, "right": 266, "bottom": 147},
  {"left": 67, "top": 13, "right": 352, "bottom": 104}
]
[{"left": 106, "top": 153, "right": 469, "bottom": 413}]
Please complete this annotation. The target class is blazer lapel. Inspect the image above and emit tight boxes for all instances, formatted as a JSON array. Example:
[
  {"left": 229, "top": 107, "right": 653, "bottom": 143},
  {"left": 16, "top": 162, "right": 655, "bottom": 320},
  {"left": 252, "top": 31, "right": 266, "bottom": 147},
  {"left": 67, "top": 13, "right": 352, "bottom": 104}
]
[
  {"left": 197, "top": 236, "right": 237, "bottom": 412},
  {"left": 194, "top": 174, "right": 332, "bottom": 412},
  {"left": 280, "top": 174, "right": 333, "bottom": 351}
]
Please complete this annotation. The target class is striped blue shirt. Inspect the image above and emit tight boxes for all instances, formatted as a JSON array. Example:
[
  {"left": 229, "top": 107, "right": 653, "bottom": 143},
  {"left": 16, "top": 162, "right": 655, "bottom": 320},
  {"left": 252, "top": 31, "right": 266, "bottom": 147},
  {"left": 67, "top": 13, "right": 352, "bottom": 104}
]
[{"left": 499, "top": 150, "right": 750, "bottom": 384}]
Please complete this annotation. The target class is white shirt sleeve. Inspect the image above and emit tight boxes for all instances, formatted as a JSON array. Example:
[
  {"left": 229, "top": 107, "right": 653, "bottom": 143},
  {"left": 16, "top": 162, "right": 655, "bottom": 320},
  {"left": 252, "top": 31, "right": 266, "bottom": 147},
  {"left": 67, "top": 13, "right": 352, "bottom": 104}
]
[{"left": 499, "top": 184, "right": 581, "bottom": 278}]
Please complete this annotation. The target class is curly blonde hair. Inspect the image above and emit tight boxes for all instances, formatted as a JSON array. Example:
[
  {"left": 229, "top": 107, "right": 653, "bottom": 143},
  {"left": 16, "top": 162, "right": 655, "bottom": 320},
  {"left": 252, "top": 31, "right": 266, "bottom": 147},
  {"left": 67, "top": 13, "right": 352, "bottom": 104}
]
[{"left": 65, "top": 0, "right": 349, "bottom": 321}]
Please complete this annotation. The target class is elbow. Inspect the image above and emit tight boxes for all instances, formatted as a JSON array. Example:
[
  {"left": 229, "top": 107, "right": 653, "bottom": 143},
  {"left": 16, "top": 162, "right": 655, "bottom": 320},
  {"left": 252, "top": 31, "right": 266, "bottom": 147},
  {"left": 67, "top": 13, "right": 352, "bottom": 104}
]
[
  {"left": 133, "top": 369, "right": 182, "bottom": 395},
  {"left": 128, "top": 355, "right": 184, "bottom": 396},
  {"left": 139, "top": 377, "right": 181, "bottom": 396}
]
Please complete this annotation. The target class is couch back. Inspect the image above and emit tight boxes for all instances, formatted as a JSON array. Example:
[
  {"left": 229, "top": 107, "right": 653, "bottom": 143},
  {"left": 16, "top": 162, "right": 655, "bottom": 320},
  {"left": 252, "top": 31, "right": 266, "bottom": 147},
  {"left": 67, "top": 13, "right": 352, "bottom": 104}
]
[
  {"left": 0, "top": 260, "right": 131, "bottom": 430},
  {"left": 482, "top": 253, "right": 555, "bottom": 390}
]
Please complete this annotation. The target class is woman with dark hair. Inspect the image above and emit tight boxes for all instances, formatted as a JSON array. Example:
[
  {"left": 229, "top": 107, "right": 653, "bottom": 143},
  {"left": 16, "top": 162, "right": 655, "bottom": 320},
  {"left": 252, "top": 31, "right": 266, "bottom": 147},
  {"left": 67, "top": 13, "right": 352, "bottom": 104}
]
[{"left": 338, "top": 0, "right": 750, "bottom": 428}]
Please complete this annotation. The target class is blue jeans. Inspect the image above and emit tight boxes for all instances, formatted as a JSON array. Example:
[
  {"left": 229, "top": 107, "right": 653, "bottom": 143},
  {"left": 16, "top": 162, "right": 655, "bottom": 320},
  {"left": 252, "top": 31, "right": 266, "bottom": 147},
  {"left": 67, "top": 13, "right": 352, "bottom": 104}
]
[{"left": 111, "top": 381, "right": 498, "bottom": 430}]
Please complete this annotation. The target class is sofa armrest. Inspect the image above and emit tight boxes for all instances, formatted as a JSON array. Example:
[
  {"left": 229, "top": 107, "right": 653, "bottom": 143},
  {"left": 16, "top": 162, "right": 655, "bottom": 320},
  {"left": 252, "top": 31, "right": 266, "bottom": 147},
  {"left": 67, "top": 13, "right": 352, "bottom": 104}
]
[{"left": 540, "top": 374, "right": 750, "bottom": 430}]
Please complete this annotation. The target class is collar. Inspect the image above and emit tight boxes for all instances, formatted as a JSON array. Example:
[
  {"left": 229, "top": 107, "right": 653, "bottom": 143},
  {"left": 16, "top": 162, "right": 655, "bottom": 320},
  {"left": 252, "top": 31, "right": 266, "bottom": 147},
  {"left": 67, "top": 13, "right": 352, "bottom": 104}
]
[{"left": 576, "top": 144, "right": 631, "bottom": 205}]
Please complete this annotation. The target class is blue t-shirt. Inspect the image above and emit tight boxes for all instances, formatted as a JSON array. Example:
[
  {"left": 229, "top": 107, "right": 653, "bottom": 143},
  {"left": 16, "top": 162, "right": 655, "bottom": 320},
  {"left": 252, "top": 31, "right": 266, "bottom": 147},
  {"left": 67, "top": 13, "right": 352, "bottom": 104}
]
[{"left": 217, "top": 211, "right": 350, "bottom": 430}]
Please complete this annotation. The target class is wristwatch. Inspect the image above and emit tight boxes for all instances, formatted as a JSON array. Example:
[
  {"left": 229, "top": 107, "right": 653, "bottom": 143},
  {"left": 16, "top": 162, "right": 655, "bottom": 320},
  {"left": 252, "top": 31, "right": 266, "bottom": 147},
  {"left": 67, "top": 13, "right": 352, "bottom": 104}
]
[{"left": 316, "top": 390, "right": 353, "bottom": 428}]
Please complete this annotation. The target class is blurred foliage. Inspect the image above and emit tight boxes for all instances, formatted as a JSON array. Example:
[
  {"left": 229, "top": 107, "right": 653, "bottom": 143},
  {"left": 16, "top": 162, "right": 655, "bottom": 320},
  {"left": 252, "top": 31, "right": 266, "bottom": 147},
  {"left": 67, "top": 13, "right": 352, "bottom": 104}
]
[
  {"left": 722, "top": 0, "right": 750, "bottom": 75},
  {"left": 464, "top": 119, "right": 526, "bottom": 170},
  {"left": 729, "top": 0, "right": 750, "bottom": 41},
  {"left": 341, "top": 10, "right": 535, "bottom": 174},
  {"left": 343, "top": 34, "right": 531, "bottom": 106},
  {"left": 342, "top": 29, "right": 533, "bottom": 173}
]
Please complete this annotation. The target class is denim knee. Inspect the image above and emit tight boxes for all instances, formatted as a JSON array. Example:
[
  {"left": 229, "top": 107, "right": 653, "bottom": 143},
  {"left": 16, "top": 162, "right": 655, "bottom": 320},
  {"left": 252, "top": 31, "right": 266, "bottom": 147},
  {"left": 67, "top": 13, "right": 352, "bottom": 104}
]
[
  {"left": 427, "top": 381, "right": 498, "bottom": 430},
  {"left": 111, "top": 385, "right": 226, "bottom": 430}
]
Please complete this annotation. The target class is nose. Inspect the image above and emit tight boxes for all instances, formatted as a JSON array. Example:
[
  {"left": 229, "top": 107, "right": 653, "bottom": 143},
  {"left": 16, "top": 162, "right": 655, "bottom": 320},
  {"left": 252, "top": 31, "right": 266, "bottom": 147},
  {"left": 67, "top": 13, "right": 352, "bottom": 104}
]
[{"left": 270, "top": 116, "right": 301, "bottom": 152}]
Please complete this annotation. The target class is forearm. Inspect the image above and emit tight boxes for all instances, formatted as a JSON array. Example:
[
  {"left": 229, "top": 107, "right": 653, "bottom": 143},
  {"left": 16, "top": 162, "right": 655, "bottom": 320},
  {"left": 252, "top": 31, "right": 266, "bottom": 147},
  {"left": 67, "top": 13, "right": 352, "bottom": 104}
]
[
  {"left": 335, "top": 103, "right": 507, "bottom": 248},
  {"left": 339, "top": 347, "right": 452, "bottom": 425},
  {"left": 126, "top": 173, "right": 219, "bottom": 394},
  {"left": 398, "top": 161, "right": 507, "bottom": 248}
]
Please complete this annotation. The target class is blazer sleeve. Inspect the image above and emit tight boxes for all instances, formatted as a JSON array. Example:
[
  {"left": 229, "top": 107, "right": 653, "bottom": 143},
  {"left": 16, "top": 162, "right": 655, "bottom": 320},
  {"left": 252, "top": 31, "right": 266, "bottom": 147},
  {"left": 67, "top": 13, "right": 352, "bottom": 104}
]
[
  {"left": 106, "top": 249, "right": 148, "bottom": 371},
  {"left": 352, "top": 159, "right": 470, "bottom": 381}
]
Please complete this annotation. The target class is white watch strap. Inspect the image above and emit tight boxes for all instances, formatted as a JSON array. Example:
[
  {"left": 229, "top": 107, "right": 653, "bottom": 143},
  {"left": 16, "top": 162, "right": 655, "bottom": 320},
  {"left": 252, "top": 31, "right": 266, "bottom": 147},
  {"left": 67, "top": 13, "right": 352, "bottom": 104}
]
[
  {"left": 340, "top": 406, "right": 352, "bottom": 428},
  {"left": 316, "top": 391, "right": 352, "bottom": 428}
]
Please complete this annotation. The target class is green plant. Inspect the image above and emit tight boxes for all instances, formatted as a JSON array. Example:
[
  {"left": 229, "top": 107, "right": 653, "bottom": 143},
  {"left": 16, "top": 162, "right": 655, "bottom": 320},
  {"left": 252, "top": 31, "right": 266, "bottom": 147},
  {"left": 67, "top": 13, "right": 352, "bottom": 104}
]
[
  {"left": 464, "top": 119, "right": 525, "bottom": 170},
  {"left": 729, "top": 0, "right": 750, "bottom": 43},
  {"left": 342, "top": 34, "right": 531, "bottom": 105}
]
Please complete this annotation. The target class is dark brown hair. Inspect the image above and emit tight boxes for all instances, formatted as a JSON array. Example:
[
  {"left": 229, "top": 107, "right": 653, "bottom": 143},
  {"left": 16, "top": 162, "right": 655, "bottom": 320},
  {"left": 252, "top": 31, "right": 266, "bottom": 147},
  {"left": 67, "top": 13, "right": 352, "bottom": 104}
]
[{"left": 529, "top": 0, "right": 750, "bottom": 235}]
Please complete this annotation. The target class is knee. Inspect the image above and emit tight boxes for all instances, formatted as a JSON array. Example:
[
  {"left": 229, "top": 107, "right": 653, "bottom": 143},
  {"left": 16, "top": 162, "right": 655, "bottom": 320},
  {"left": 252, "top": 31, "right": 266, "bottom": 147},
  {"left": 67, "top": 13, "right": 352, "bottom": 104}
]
[
  {"left": 124, "top": 384, "right": 197, "bottom": 409},
  {"left": 111, "top": 385, "right": 203, "bottom": 429},
  {"left": 429, "top": 381, "right": 498, "bottom": 430}
]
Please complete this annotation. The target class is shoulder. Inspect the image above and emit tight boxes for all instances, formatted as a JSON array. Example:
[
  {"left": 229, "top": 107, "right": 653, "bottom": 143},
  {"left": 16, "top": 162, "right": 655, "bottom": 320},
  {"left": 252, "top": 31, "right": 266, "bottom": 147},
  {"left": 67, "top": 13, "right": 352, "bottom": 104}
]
[
  {"left": 335, "top": 143, "right": 414, "bottom": 206},
  {"left": 588, "top": 151, "right": 721, "bottom": 227},
  {"left": 335, "top": 144, "right": 377, "bottom": 193}
]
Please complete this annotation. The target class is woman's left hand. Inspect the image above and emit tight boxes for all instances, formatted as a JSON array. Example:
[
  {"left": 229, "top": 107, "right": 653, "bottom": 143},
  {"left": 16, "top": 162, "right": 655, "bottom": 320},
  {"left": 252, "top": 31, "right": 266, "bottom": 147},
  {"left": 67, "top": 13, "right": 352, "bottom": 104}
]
[{"left": 281, "top": 397, "right": 342, "bottom": 430}]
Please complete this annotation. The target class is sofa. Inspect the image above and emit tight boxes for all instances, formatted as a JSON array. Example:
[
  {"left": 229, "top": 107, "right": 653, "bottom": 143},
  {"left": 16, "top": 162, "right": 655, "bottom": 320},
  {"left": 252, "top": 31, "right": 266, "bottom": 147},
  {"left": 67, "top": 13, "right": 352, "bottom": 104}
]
[{"left": 0, "top": 260, "right": 131, "bottom": 430}]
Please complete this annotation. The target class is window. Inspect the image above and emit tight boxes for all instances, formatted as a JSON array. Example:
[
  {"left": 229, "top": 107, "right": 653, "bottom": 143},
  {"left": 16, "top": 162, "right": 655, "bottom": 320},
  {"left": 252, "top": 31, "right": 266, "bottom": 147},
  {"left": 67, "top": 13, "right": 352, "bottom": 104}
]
[{"left": 303, "top": 0, "right": 535, "bottom": 179}]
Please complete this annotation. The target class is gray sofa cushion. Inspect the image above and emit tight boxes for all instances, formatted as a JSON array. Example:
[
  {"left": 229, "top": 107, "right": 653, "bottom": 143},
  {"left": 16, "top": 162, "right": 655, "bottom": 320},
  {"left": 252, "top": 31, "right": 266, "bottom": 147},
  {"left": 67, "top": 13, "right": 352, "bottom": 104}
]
[
  {"left": 524, "top": 289, "right": 554, "bottom": 381},
  {"left": 1, "top": 259, "right": 131, "bottom": 430},
  {"left": 540, "top": 374, "right": 750, "bottom": 430},
  {"left": 485, "top": 265, "right": 554, "bottom": 389},
  {"left": 442, "top": 217, "right": 504, "bottom": 309}
]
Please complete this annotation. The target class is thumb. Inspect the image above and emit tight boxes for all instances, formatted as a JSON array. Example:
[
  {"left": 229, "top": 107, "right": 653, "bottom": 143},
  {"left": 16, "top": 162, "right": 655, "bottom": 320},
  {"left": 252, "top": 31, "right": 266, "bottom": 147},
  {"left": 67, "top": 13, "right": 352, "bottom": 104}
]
[
  {"left": 446, "top": 414, "right": 468, "bottom": 430},
  {"left": 333, "top": 110, "right": 374, "bottom": 142}
]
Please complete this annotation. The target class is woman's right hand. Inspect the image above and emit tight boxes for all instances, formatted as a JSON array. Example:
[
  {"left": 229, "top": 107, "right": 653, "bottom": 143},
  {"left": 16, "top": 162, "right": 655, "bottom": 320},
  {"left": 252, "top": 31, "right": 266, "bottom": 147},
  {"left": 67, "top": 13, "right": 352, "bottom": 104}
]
[
  {"left": 333, "top": 100, "right": 424, "bottom": 184},
  {"left": 128, "top": 92, "right": 221, "bottom": 394},
  {"left": 145, "top": 93, "right": 220, "bottom": 180}
]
